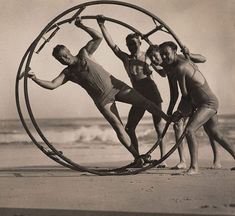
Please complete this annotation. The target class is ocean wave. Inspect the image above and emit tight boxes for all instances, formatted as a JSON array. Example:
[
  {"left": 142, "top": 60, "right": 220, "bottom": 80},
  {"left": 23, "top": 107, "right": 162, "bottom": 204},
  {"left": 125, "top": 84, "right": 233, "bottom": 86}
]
[
  {"left": 0, "top": 125, "right": 157, "bottom": 146},
  {"left": 1, "top": 116, "right": 235, "bottom": 146}
]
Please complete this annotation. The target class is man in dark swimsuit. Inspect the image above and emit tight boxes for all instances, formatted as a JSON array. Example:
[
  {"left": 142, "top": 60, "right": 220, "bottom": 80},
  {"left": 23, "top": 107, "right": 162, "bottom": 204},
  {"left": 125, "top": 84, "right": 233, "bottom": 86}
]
[
  {"left": 97, "top": 16, "right": 167, "bottom": 167},
  {"left": 27, "top": 17, "right": 170, "bottom": 165},
  {"left": 146, "top": 44, "right": 222, "bottom": 170},
  {"left": 158, "top": 41, "right": 235, "bottom": 174}
]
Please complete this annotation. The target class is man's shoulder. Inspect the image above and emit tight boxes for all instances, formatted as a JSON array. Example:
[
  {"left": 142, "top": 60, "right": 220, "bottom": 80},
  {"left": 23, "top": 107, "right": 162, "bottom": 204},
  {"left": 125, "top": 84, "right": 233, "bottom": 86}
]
[
  {"left": 78, "top": 48, "right": 87, "bottom": 57},
  {"left": 113, "top": 45, "right": 128, "bottom": 59},
  {"left": 177, "top": 59, "right": 190, "bottom": 70},
  {"left": 118, "top": 52, "right": 130, "bottom": 63},
  {"left": 175, "top": 61, "right": 193, "bottom": 77}
]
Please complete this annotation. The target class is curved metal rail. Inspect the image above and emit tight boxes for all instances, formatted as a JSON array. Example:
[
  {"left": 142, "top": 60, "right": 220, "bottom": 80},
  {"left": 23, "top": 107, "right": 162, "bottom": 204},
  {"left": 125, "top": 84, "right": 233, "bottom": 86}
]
[{"left": 16, "top": 0, "right": 188, "bottom": 175}]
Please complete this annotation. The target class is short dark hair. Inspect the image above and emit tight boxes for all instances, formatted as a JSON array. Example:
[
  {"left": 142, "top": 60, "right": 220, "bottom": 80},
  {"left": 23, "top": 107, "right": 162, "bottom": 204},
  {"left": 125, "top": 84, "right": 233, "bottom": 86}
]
[
  {"left": 52, "top": 44, "right": 66, "bottom": 58},
  {"left": 159, "top": 41, "right": 178, "bottom": 51},
  {"left": 146, "top": 44, "right": 159, "bottom": 57},
  {"left": 126, "top": 33, "right": 141, "bottom": 43}
]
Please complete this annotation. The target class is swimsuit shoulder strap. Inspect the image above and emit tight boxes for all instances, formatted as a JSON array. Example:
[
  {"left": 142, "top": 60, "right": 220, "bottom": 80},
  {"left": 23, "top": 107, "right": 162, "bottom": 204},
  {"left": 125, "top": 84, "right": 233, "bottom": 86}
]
[{"left": 188, "top": 61, "right": 199, "bottom": 79}]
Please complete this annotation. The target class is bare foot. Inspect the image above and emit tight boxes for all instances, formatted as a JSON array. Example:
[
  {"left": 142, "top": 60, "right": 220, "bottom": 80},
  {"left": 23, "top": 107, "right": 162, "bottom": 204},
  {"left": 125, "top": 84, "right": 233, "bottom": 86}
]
[
  {"left": 184, "top": 167, "right": 199, "bottom": 175},
  {"left": 210, "top": 162, "right": 222, "bottom": 169},
  {"left": 157, "top": 162, "right": 168, "bottom": 168},
  {"left": 171, "top": 162, "right": 187, "bottom": 170}
]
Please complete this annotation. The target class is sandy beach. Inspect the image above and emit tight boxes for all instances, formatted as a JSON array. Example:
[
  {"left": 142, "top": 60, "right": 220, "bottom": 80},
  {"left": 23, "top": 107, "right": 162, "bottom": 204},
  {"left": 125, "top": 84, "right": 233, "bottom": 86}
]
[
  {"left": 1, "top": 0, "right": 235, "bottom": 215},
  {"left": 0, "top": 143, "right": 234, "bottom": 216}
]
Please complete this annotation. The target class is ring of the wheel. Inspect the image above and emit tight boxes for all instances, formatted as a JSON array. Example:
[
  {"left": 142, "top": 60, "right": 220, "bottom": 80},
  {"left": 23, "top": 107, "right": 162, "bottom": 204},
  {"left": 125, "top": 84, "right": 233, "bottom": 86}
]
[{"left": 15, "top": 0, "right": 188, "bottom": 176}]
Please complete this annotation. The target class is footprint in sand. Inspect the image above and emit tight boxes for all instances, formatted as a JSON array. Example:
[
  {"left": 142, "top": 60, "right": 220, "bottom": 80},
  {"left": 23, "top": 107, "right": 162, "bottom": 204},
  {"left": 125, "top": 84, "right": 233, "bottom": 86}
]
[{"left": 200, "top": 205, "right": 209, "bottom": 208}]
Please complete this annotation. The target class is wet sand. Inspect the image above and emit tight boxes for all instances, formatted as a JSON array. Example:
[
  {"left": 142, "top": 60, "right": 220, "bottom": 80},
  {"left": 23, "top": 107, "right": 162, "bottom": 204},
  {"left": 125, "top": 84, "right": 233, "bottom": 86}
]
[{"left": 0, "top": 144, "right": 234, "bottom": 216}]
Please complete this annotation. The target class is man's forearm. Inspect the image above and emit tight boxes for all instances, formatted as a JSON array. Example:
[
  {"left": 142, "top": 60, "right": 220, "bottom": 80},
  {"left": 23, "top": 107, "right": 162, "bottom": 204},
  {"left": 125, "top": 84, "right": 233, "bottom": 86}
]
[
  {"left": 78, "top": 24, "right": 102, "bottom": 40},
  {"left": 189, "top": 53, "right": 206, "bottom": 63},
  {"left": 99, "top": 24, "right": 116, "bottom": 49},
  {"left": 32, "top": 78, "right": 55, "bottom": 90},
  {"left": 151, "top": 63, "right": 166, "bottom": 77}
]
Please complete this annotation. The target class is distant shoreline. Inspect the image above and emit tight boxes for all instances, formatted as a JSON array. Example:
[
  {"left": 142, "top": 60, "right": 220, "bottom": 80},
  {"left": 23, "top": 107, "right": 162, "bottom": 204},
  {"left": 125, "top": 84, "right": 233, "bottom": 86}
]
[{"left": 1, "top": 113, "right": 235, "bottom": 122}]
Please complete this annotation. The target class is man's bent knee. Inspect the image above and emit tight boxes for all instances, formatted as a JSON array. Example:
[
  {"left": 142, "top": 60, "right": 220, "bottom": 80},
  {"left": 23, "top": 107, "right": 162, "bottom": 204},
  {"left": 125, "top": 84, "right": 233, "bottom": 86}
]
[{"left": 185, "top": 126, "right": 196, "bottom": 138}]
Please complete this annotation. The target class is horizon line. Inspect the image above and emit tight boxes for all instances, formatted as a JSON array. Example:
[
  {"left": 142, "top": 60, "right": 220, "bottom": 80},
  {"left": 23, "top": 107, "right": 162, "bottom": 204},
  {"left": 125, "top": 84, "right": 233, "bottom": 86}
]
[{"left": 1, "top": 113, "right": 235, "bottom": 121}]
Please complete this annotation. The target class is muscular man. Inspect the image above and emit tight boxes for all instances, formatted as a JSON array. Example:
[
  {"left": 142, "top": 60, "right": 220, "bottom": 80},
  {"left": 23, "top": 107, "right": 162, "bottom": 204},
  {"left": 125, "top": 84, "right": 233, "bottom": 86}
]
[
  {"left": 97, "top": 16, "right": 166, "bottom": 167},
  {"left": 146, "top": 44, "right": 222, "bottom": 170},
  {"left": 159, "top": 41, "right": 235, "bottom": 174}
]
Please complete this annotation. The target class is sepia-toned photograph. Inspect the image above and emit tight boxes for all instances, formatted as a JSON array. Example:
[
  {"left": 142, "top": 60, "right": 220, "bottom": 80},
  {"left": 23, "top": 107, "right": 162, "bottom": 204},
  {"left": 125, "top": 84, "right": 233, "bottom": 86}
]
[{"left": 0, "top": 0, "right": 235, "bottom": 215}]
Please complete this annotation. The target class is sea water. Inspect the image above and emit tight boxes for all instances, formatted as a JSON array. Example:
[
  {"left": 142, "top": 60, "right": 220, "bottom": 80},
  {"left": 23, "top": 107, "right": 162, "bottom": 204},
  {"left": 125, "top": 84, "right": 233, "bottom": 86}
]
[
  {"left": 1, "top": 115, "right": 235, "bottom": 147},
  {"left": 0, "top": 115, "right": 235, "bottom": 164}
]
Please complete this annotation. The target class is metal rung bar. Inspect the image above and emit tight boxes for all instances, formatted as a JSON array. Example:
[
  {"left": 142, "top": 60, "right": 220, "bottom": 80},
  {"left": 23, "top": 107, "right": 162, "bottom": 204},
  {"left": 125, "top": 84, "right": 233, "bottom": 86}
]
[
  {"left": 152, "top": 17, "right": 158, "bottom": 26},
  {"left": 46, "top": 24, "right": 60, "bottom": 42},
  {"left": 160, "top": 29, "right": 171, "bottom": 34},
  {"left": 35, "top": 25, "right": 60, "bottom": 54},
  {"left": 152, "top": 17, "right": 170, "bottom": 35},
  {"left": 81, "top": 15, "right": 144, "bottom": 39},
  {"left": 142, "top": 24, "right": 164, "bottom": 39}
]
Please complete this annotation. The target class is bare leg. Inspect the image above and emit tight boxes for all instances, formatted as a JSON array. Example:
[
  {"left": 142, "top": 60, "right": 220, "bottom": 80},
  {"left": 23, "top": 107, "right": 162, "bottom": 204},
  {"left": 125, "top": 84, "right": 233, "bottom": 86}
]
[
  {"left": 172, "top": 118, "right": 187, "bottom": 169},
  {"left": 125, "top": 106, "right": 145, "bottom": 155},
  {"left": 152, "top": 103, "right": 167, "bottom": 168},
  {"left": 97, "top": 102, "right": 139, "bottom": 159},
  {"left": 185, "top": 108, "right": 216, "bottom": 175},
  {"left": 209, "top": 137, "right": 222, "bottom": 169},
  {"left": 204, "top": 115, "right": 235, "bottom": 160},
  {"left": 203, "top": 120, "right": 222, "bottom": 168},
  {"left": 116, "top": 88, "right": 170, "bottom": 166},
  {"left": 116, "top": 87, "right": 168, "bottom": 121}
]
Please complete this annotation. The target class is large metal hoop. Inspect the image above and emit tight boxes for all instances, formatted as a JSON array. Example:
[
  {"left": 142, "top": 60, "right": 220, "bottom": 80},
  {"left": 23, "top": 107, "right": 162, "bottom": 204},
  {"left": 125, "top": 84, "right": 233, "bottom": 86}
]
[{"left": 16, "top": 0, "right": 187, "bottom": 175}]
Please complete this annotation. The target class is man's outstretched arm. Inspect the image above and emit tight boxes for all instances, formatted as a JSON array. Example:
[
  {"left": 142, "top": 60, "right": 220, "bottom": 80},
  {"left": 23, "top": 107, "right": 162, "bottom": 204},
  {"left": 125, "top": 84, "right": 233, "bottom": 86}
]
[
  {"left": 97, "top": 15, "right": 127, "bottom": 61},
  {"left": 75, "top": 17, "right": 103, "bottom": 55},
  {"left": 29, "top": 71, "right": 68, "bottom": 90}
]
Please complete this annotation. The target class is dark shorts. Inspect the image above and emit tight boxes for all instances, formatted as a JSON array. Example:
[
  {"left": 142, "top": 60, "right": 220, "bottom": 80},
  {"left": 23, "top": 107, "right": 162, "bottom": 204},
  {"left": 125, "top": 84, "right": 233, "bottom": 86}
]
[
  {"left": 132, "top": 77, "right": 163, "bottom": 105},
  {"left": 94, "top": 82, "right": 130, "bottom": 107}
]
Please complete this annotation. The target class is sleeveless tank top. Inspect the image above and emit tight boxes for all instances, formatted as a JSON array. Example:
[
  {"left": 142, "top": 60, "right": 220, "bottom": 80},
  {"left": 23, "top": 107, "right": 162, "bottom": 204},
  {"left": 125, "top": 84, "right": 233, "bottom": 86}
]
[{"left": 64, "top": 56, "right": 128, "bottom": 106}]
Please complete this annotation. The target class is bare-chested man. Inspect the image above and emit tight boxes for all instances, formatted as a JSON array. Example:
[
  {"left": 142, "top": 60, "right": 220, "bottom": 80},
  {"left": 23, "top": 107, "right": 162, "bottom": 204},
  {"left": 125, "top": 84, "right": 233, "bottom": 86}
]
[{"left": 97, "top": 16, "right": 166, "bottom": 167}]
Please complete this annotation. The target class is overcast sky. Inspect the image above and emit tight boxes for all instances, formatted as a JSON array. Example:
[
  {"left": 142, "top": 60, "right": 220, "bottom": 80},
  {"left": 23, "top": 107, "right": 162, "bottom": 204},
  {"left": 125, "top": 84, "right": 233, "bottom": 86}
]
[{"left": 1, "top": 0, "right": 235, "bottom": 120}]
